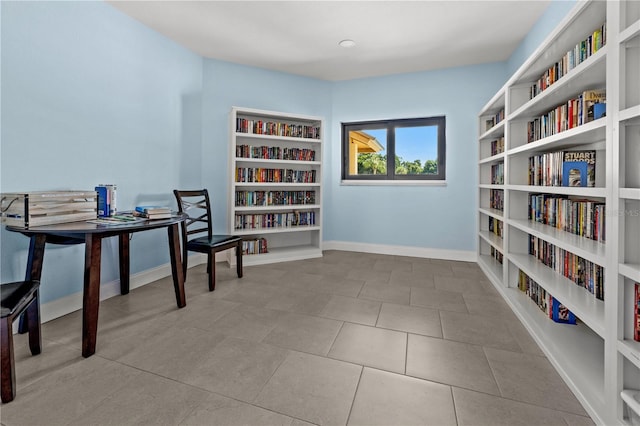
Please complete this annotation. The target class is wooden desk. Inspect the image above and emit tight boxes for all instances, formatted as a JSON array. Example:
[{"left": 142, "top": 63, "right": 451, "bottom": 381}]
[{"left": 6, "top": 213, "right": 188, "bottom": 358}]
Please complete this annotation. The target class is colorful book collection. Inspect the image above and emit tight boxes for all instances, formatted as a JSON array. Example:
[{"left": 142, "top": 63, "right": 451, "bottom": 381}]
[
  {"left": 491, "top": 163, "right": 504, "bottom": 185},
  {"left": 242, "top": 237, "right": 268, "bottom": 255},
  {"left": 95, "top": 184, "right": 117, "bottom": 218},
  {"left": 234, "top": 211, "right": 316, "bottom": 230},
  {"left": 528, "top": 234, "right": 604, "bottom": 300},
  {"left": 490, "top": 189, "right": 504, "bottom": 211},
  {"left": 488, "top": 216, "right": 503, "bottom": 238},
  {"left": 235, "top": 190, "right": 316, "bottom": 207},
  {"left": 529, "top": 22, "right": 606, "bottom": 99},
  {"left": 635, "top": 283, "right": 640, "bottom": 342},
  {"left": 527, "top": 89, "right": 606, "bottom": 143},
  {"left": 484, "top": 109, "right": 505, "bottom": 131},
  {"left": 518, "top": 270, "right": 577, "bottom": 324},
  {"left": 529, "top": 193, "right": 605, "bottom": 242},
  {"left": 236, "top": 145, "right": 316, "bottom": 162},
  {"left": 235, "top": 167, "right": 316, "bottom": 184},
  {"left": 236, "top": 118, "right": 320, "bottom": 139},
  {"left": 490, "top": 246, "right": 503, "bottom": 264},
  {"left": 528, "top": 150, "right": 596, "bottom": 187},
  {"left": 490, "top": 137, "right": 504, "bottom": 156}
]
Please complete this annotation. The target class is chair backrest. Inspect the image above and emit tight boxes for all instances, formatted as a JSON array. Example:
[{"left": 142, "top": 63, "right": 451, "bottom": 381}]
[{"left": 173, "top": 189, "right": 213, "bottom": 239}]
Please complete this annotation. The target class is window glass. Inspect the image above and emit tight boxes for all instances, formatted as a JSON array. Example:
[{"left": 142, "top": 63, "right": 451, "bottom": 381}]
[{"left": 342, "top": 116, "right": 445, "bottom": 181}]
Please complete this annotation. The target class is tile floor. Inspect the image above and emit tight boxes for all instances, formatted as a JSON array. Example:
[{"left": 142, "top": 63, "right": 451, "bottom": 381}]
[{"left": 0, "top": 251, "right": 595, "bottom": 425}]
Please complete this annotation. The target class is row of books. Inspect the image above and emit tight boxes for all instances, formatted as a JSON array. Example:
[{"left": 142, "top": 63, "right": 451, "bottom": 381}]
[
  {"left": 484, "top": 108, "right": 505, "bottom": 132},
  {"left": 491, "top": 163, "right": 504, "bottom": 185},
  {"left": 133, "top": 205, "right": 172, "bottom": 219},
  {"left": 490, "top": 137, "right": 504, "bottom": 156},
  {"left": 527, "top": 89, "right": 606, "bottom": 143},
  {"left": 490, "top": 246, "right": 503, "bottom": 264},
  {"left": 528, "top": 234, "right": 604, "bottom": 300},
  {"left": 234, "top": 211, "right": 316, "bottom": 230},
  {"left": 235, "top": 168, "right": 317, "bottom": 184},
  {"left": 517, "top": 270, "right": 577, "bottom": 324},
  {"left": 236, "top": 118, "right": 320, "bottom": 139},
  {"left": 528, "top": 150, "right": 596, "bottom": 187},
  {"left": 490, "top": 189, "right": 504, "bottom": 211},
  {"left": 529, "top": 193, "right": 605, "bottom": 242},
  {"left": 242, "top": 237, "right": 268, "bottom": 255},
  {"left": 635, "top": 283, "right": 640, "bottom": 342},
  {"left": 488, "top": 217, "right": 503, "bottom": 238},
  {"left": 236, "top": 145, "right": 316, "bottom": 162},
  {"left": 529, "top": 22, "right": 606, "bottom": 99},
  {"left": 235, "top": 190, "right": 316, "bottom": 207}
]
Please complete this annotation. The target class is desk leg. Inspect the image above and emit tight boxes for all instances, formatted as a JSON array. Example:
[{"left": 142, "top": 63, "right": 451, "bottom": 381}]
[
  {"left": 18, "top": 235, "right": 46, "bottom": 334},
  {"left": 167, "top": 224, "right": 186, "bottom": 308},
  {"left": 118, "top": 233, "right": 130, "bottom": 295},
  {"left": 82, "top": 234, "right": 102, "bottom": 358}
]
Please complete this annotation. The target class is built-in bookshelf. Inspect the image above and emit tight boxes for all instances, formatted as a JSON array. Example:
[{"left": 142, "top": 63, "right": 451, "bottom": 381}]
[
  {"left": 228, "top": 107, "right": 323, "bottom": 265},
  {"left": 477, "top": 1, "right": 640, "bottom": 424}
]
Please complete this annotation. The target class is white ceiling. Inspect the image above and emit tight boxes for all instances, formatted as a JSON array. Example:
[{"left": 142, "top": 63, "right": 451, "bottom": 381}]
[{"left": 107, "top": 0, "right": 552, "bottom": 81}]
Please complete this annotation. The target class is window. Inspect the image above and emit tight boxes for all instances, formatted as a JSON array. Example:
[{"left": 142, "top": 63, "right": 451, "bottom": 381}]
[{"left": 341, "top": 116, "right": 446, "bottom": 182}]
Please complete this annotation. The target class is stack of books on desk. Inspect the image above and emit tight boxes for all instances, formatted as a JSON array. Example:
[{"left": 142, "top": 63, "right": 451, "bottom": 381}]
[{"left": 133, "top": 206, "right": 172, "bottom": 220}]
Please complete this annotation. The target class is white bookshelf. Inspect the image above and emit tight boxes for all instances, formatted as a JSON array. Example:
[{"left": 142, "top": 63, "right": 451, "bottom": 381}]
[
  {"left": 477, "top": 1, "right": 640, "bottom": 424},
  {"left": 615, "top": 1, "right": 640, "bottom": 423},
  {"left": 228, "top": 107, "right": 323, "bottom": 266}
]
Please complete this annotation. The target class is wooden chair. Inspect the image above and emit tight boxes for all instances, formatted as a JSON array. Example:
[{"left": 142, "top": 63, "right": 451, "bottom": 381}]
[
  {"left": 1, "top": 280, "right": 41, "bottom": 403},
  {"left": 173, "top": 189, "right": 243, "bottom": 291}
]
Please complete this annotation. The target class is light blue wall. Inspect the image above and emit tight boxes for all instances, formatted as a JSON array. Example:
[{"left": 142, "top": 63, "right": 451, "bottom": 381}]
[
  {"left": 0, "top": 0, "right": 575, "bottom": 306},
  {"left": 0, "top": 1, "right": 203, "bottom": 303},
  {"left": 200, "top": 59, "right": 332, "bottom": 233},
  {"left": 507, "top": 0, "right": 578, "bottom": 76},
  {"left": 325, "top": 64, "right": 507, "bottom": 250}
]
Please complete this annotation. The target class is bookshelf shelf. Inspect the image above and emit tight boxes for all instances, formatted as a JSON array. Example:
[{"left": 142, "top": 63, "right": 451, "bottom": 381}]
[
  {"left": 619, "top": 263, "right": 640, "bottom": 283},
  {"left": 477, "top": 2, "right": 638, "bottom": 423},
  {"left": 478, "top": 207, "right": 504, "bottom": 219},
  {"left": 478, "top": 230, "right": 503, "bottom": 252},
  {"left": 506, "top": 118, "right": 606, "bottom": 155},
  {"left": 478, "top": 152, "right": 505, "bottom": 165},
  {"left": 618, "top": 340, "right": 640, "bottom": 370},
  {"left": 506, "top": 184, "right": 607, "bottom": 197},
  {"left": 620, "top": 188, "right": 640, "bottom": 200},
  {"left": 509, "top": 254, "right": 606, "bottom": 337},
  {"left": 229, "top": 107, "right": 323, "bottom": 265},
  {"left": 497, "top": 286, "right": 606, "bottom": 418},
  {"left": 510, "top": 219, "right": 606, "bottom": 265},
  {"left": 509, "top": 47, "right": 607, "bottom": 120}
]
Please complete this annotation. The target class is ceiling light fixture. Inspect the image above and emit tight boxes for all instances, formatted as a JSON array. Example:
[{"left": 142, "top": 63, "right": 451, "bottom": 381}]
[{"left": 338, "top": 39, "right": 356, "bottom": 48}]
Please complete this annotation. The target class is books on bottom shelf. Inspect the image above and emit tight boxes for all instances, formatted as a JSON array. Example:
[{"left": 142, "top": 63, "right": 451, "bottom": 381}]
[
  {"left": 518, "top": 270, "right": 577, "bottom": 324},
  {"left": 242, "top": 237, "right": 268, "bottom": 255},
  {"left": 134, "top": 206, "right": 172, "bottom": 220}
]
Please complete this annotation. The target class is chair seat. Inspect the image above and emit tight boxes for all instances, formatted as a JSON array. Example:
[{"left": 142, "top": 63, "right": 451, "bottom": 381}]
[
  {"left": 1, "top": 281, "right": 40, "bottom": 318},
  {"left": 187, "top": 234, "right": 242, "bottom": 250}
]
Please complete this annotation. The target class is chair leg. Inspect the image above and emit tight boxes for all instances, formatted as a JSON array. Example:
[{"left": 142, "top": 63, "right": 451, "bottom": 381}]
[
  {"left": 26, "top": 296, "right": 41, "bottom": 356},
  {"left": 236, "top": 242, "right": 243, "bottom": 278},
  {"left": 1, "top": 316, "right": 16, "bottom": 403},
  {"left": 208, "top": 252, "right": 216, "bottom": 292},
  {"left": 182, "top": 247, "right": 189, "bottom": 282}
]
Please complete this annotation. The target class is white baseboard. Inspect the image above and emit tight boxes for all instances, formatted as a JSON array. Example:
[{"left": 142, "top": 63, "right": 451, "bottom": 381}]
[{"left": 322, "top": 240, "right": 477, "bottom": 262}]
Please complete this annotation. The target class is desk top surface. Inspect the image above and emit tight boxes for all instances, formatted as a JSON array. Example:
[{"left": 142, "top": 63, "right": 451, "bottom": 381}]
[{"left": 6, "top": 212, "right": 187, "bottom": 236}]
